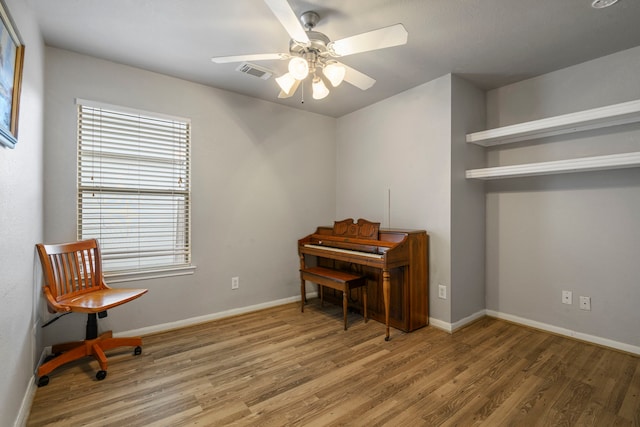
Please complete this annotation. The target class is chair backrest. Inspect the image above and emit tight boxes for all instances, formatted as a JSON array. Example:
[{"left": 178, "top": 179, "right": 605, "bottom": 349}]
[{"left": 36, "top": 239, "right": 106, "bottom": 306}]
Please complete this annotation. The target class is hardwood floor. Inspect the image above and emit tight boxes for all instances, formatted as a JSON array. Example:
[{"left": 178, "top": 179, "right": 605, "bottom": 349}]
[{"left": 28, "top": 301, "right": 640, "bottom": 426}]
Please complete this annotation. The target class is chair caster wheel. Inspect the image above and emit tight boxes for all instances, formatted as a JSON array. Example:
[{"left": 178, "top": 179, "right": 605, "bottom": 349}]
[
  {"left": 96, "top": 370, "right": 107, "bottom": 381},
  {"left": 37, "top": 376, "right": 50, "bottom": 387},
  {"left": 134, "top": 346, "right": 142, "bottom": 356}
]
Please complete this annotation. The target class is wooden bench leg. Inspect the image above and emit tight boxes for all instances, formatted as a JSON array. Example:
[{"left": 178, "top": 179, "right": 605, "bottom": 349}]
[
  {"left": 300, "top": 275, "right": 305, "bottom": 313},
  {"left": 299, "top": 267, "right": 367, "bottom": 331},
  {"left": 343, "top": 289, "right": 348, "bottom": 331}
]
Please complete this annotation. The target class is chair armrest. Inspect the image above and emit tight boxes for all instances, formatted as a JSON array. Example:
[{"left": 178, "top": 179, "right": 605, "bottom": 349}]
[{"left": 43, "top": 287, "right": 71, "bottom": 314}]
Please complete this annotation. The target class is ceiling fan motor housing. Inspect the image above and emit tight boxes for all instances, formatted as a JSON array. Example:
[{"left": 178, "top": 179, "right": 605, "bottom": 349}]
[
  {"left": 289, "top": 29, "right": 331, "bottom": 73},
  {"left": 289, "top": 31, "right": 330, "bottom": 55}
]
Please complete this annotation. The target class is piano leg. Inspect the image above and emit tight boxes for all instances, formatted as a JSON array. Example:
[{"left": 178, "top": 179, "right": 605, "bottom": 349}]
[
  {"left": 383, "top": 269, "right": 391, "bottom": 341},
  {"left": 363, "top": 285, "right": 368, "bottom": 323}
]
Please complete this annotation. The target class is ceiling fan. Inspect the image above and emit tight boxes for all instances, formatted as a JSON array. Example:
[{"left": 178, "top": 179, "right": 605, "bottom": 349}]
[{"left": 211, "top": 0, "right": 408, "bottom": 101}]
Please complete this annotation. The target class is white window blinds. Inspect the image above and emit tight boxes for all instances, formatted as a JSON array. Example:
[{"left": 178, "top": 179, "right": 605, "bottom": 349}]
[{"left": 77, "top": 100, "right": 191, "bottom": 273}]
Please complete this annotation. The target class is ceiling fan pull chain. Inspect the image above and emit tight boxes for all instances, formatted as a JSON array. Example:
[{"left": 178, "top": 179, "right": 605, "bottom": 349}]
[{"left": 301, "top": 81, "right": 305, "bottom": 104}]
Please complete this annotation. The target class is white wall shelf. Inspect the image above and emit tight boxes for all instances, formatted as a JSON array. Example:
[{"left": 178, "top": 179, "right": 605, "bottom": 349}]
[
  {"left": 465, "top": 152, "right": 640, "bottom": 180},
  {"left": 466, "top": 99, "right": 640, "bottom": 147}
]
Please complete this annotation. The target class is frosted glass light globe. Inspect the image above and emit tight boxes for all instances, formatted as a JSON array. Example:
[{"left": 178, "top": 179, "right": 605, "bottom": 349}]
[
  {"left": 312, "top": 77, "right": 330, "bottom": 100},
  {"left": 288, "top": 57, "right": 309, "bottom": 80},
  {"left": 323, "top": 63, "right": 346, "bottom": 87}
]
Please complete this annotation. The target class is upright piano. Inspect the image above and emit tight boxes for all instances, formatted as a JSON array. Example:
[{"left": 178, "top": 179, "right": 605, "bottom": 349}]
[{"left": 298, "top": 218, "right": 429, "bottom": 340}]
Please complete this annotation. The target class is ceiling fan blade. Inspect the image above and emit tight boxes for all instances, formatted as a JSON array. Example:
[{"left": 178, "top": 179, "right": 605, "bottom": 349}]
[
  {"left": 329, "top": 24, "right": 408, "bottom": 57},
  {"left": 278, "top": 80, "right": 301, "bottom": 98},
  {"left": 211, "top": 53, "right": 289, "bottom": 64},
  {"left": 340, "top": 63, "right": 376, "bottom": 90},
  {"left": 264, "top": 0, "right": 310, "bottom": 44}
]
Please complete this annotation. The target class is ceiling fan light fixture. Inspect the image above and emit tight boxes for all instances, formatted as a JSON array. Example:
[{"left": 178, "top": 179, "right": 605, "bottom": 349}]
[
  {"left": 278, "top": 80, "right": 300, "bottom": 98},
  {"left": 323, "top": 62, "right": 346, "bottom": 87},
  {"left": 275, "top": 72, "right": 297, "bottom": 94},
  {"left": 212, "top": 4, "right": 408, "bottom": 103},
  {"left": 288, "top": 57, "right": 309, "bottom": 80},
  {"left": 312, "top": 76, "right": 330, "bottom": 100}
]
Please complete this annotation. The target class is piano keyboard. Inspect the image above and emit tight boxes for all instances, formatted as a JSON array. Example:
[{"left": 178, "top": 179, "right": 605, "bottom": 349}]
[{"left": 304, "top": 244, "right": 384, "bottom": 259}]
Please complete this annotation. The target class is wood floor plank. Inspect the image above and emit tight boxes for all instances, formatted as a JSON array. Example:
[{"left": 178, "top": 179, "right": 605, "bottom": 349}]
[
  {"left": 27, "top": 301, "right": 640, "bottom": 426},
  {"left": 618, "top": 363, "right": 640, "bottom": 423}
]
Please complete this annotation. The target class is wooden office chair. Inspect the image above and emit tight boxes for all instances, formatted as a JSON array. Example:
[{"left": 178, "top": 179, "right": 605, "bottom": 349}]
[{"left": 36, "top": 239, "right": 148, "bottom": 387}]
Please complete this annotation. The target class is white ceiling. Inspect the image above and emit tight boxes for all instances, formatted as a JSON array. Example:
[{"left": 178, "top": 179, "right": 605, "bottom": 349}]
[{"left": 29, "top": 0, "right": 640, "bottom": 118}]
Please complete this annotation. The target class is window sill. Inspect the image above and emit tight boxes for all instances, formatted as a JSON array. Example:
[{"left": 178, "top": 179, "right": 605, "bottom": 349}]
[{"left": 104, "top": 265, "right": 197, "bottom": 284}]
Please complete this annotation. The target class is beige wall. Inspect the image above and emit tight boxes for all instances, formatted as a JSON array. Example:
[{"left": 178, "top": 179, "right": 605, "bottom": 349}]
[
  {"left": 336, "top": 74, "right": 487, "bottom": 326},
  {"left": 336, "top": 75, "right": 452, "bottom": 322},
  {"left": 42, "top": 47, "right": 337, "bottom": 346},
  {"left": 0, "top": 0, "right": 45, "bottom": 425},
  {"left": 485, "top": 46, "right": 640, "bottom": 349},
  {"left": 450, "top": 75, "right": 486, "bottom": 324}
]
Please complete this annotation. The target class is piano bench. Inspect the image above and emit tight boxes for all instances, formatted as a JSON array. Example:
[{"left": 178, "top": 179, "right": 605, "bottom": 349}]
[{"left": 300, "top": 266, "right": 368, "bottom": 331}]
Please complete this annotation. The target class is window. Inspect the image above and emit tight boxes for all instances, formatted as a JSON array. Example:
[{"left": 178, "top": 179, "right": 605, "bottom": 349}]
[{"left": 77, "top": 100, "right": 191, "bottom": 277}]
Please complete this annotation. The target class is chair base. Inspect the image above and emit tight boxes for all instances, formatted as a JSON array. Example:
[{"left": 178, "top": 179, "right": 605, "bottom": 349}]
[{"left": 37, "top": 330, "right": 143, "bottom": 384}]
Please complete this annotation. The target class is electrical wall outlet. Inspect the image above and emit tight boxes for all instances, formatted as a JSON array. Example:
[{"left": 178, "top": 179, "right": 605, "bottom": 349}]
[
  {"left": 562, "top": 290, "right": 572, "bottom": 305},
  {"left": 438, "top": 284, "right": 447, "bottom": 299},
  {"left": 231, "top": 276, "right": 239, "bottom": 290},
  {"left": 579, "top": 296, "right": 591, "bottom": 311}
]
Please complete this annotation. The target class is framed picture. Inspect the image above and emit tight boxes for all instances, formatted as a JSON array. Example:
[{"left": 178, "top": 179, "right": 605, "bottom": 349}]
[{"left": 0, "top": 0, "right": 24, "bottom": 149}]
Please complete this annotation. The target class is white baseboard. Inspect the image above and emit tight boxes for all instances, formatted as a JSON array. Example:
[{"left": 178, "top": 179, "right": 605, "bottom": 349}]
[
  {"left": 35, "top": 346, "right": 51, "bottom": 372},
  {"left": 115, "top": 292, "right": 317, "bottom": 338},
  {"left": 428, "top": 317, "right": 452, "bottom": 332},
  {"left": 429, "top": 309, "right": 487, "bottom": 333},
  {"left": 429, "top": 309, "right": 640, "bottom": 355},
  {"left": 14, "top": 378, "right": 36, "bottom": 427},
  {"left": 16, "top": 347, "right": 51, "bottom": 427},
  {"left": 486, "top": 309, "right": 640, "bottom": 356},
  {"left": 451, "top": 309, "right": 487, "bottom": 332}
]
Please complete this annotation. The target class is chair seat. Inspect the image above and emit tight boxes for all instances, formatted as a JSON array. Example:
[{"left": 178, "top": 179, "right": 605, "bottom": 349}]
[{"left": 58, "top": 288, "right": 148, "bottom": 313}]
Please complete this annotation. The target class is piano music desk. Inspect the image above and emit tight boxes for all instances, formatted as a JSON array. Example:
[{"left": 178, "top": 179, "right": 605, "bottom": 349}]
[{"left": 300, "top": 266, "right": 368, "bottom": 331}]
